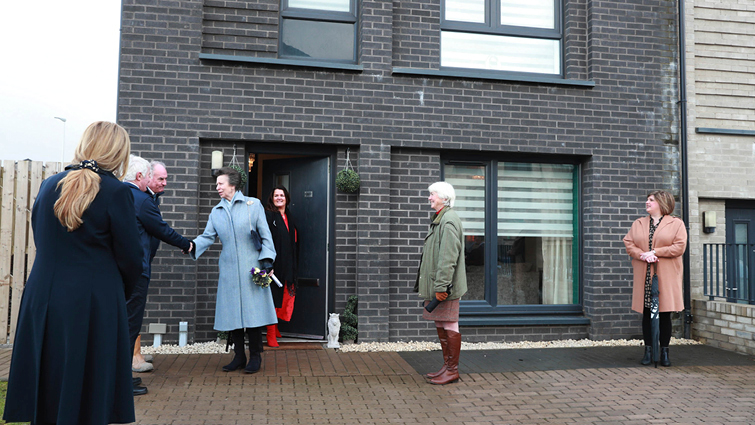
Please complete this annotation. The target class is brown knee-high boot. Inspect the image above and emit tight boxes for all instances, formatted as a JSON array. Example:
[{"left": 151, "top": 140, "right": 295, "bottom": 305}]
[
  {"left": 426, "top": 327, "right": 449, "bottom": 379},
  {"left": 430, "top": 330, "right": 460, "bottom": 385}
]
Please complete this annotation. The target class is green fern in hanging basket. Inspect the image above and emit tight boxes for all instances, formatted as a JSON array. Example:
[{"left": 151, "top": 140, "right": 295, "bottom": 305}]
[
  {"left": 336, "top": 169, "right": 360, "bottom": 193},
  {"left": 229, "top": 164, "right": 248, "bottom": 189}
]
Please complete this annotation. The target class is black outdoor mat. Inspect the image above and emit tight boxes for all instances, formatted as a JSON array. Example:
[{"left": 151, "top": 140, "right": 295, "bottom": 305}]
[{"left": 400, "top": 345, "right": 755, "bottom": 375}]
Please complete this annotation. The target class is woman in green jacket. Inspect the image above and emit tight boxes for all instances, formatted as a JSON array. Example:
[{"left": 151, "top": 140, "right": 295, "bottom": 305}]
[{"left": 415, "top": 181, "right": 468, "bottom": 385}]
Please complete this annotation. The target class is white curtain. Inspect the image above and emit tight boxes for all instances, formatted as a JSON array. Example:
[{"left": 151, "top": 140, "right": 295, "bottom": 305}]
[{"left": 542, "top": 237, "right": 572, "bottom": 304}]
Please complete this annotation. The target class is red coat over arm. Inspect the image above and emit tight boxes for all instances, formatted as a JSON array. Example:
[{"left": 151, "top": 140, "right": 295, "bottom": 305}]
[{"left": 623, "top": 215, "right": 687, "bottom": 313}]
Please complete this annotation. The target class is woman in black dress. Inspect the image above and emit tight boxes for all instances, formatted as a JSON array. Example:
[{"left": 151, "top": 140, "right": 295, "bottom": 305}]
[
  {"left": 264, "top": 186, "right": 298, "bottom": 347},
  {"left": 4, "top": 121, "right": 143, "bottom": 425}
]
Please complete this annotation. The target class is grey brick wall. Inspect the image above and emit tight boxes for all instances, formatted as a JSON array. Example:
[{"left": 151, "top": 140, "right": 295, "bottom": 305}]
[
  {"left": 334, "top": 147, "right": 359, "bottom": 312},
  {"left": 201, "top": 0, "right": 279, "bottom": 57},
  {"left": 355, "top": 143, "right": 392, "bottom": 341},
  {"left": 388, "top": 149, "right": 440, "bottom": 340},
  {"left": 391, "top": 1, "right": 440, "bottom": 69},
  {"left": 119, "top": 0, "right": 681, "bottom": 343}
]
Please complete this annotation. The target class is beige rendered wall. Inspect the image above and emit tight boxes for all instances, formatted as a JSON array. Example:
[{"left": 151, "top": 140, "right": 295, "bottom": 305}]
[{"left": 685, "top": 0, "right": 755, "bottom": 306}]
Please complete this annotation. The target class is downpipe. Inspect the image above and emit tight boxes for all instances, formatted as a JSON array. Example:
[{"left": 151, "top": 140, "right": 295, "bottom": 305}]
[{"left": 677, "top": 0, "right": 693, "bottom": 338}]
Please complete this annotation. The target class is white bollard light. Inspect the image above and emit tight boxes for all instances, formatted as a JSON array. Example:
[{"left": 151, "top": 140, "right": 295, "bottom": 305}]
[
  {"left": 178, "top": 321, "right": 188, "bottom": 347},
  {"left": 148, "top": 323, "right": 167, "bottom": 348}
]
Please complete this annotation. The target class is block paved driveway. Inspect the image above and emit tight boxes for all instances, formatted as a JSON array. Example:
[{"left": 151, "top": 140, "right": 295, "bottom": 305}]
[{"left": 3, "top": 343, "right": 755, "bottom": 424}]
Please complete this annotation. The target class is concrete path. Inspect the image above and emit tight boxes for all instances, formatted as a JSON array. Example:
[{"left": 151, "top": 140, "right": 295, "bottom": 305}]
[{"left": 3, "top": 343, "right": 755, "bottom": 424}]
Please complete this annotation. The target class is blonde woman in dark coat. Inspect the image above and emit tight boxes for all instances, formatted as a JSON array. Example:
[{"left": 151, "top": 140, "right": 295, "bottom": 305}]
[{"left": 4, "top": 122, "right": 142, "bottom": 425}]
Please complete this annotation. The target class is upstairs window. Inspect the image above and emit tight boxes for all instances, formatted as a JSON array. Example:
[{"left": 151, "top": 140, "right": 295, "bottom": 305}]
[
  {"left": 280, "top": 0, "right": 358, "bottom": 63},
  {"left": 441, "top": 0, "right": 562, "bottom": 76}
]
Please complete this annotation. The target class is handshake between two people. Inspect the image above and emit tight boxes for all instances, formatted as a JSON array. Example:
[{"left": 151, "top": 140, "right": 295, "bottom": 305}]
[
  {"left": 181, "top": 242, "right": 195, "bottom": 255},
  {"left": 178, "top": 242, "right": 273, "bottom": 271}
]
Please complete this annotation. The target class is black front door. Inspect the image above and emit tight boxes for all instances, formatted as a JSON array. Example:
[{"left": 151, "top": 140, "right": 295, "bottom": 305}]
[
  {"left": 725, "top": 203, "right": 755, "bottom": 303},
  {"left": 262, "top": 156, "right": 330, "bottom": 338}
]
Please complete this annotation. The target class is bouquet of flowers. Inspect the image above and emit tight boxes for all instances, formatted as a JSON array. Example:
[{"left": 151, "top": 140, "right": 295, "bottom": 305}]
[{"left": 251, "top": 267, "right": 272, "bottom": 288}]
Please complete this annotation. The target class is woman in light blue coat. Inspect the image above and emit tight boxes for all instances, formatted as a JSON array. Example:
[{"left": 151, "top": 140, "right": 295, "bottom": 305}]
[{"left": 192, "top": 167, "right": 277, "bottom": 373}]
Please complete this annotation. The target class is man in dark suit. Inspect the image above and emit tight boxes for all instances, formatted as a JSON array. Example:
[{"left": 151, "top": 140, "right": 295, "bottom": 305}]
[
  {"left": 131, "top": 160, "right": 177, "bottom": 369},
  {"left": 124, "top": 155, "right": 193, "bottom": 395}
]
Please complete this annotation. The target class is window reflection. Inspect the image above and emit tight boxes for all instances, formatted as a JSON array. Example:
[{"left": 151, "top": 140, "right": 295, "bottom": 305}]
[
  {"left": 444, "top": 161, "right": 576, "bottom": 306},
  {"left": 281, "top": 19, "right": 355, "bottom": 61},
  {"left": 288, "top": 0, "right": 351, "bottom": 12},
  {"left": 445, "top": 164, "right": 486, "bottom": 301},
  {"left": 497, "top": 162, "right": 574, "bottom": 305},
  {"left": 441, "top": 31, "right": 561, "bottom": 75},
  {"left": 445, "top": 0, "right": 486, "bottom": 23}
]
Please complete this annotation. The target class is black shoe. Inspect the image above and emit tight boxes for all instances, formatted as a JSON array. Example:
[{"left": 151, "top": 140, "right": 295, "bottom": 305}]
[
  {"left": 222, "top": 353, "right": 247, "bottom": 372},
  {"left": 132, "top": 377, "right": 142, "bottom": 386},
  {"left": 640, "top": 345, "right": 652, "bottom": 365},
  {"left": 223, "top": 329, "right": 247, "bottom": 372},
  {"left": 660, "top": 347, "right": 671, "bottom": 367},
  {"left": 133, "top": 384, "right": 148, "bottom": 396},
  {"left": 244, "top": 352, "right": 261, "bottom": 374}
]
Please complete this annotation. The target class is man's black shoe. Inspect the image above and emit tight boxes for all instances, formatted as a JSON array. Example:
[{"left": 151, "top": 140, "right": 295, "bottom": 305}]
[
  {"left": 133, "top": 377, "right": 142, "bottom": 386},
  {"left": 133, "top": 384, "right": 148, "bottom": 396}
]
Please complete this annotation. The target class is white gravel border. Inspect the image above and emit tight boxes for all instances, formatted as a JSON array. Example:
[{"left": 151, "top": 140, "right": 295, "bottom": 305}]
[{"left": 141, "top": 337, "right": 701, "bottom": 355}]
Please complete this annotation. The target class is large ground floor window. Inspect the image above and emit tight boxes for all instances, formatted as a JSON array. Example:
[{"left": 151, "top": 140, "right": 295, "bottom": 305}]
[{"left": 444, "top": 159, "right": 579, "bottom": 313}]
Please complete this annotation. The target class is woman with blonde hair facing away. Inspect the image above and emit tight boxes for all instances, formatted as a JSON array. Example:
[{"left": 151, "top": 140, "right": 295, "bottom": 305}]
[
  {"left": 4, "top": 122, "right": 144, "bottom": 425},
  {"left": 415, "top": 181, "right": 468, "bottom": 385},
  {"left": 623, "top": 190, "right": 687, "bottom": 367}
]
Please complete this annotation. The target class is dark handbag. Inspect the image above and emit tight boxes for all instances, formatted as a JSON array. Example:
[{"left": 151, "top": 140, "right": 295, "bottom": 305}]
[
  {"left": 248, "top": 200, "right": 262, "bottom": 251},
  {"left": 250, "top": 229, "right": 262, "bottom": 251}
]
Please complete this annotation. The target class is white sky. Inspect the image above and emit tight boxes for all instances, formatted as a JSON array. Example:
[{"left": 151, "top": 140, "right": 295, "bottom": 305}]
[{"left": 0, "top": 0, "right": 122, "bottom": 163}]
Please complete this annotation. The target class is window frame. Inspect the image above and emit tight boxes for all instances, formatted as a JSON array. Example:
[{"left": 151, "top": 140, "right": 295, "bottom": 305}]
[
  {"left": 441, "top": 155, "right": 582, "bottom": 319},
  {"left": 440, "top": 0, "right": 564, "bottom": 78},
  {"left": 279, "top": 0, "right": 359, "bottom": 64}
]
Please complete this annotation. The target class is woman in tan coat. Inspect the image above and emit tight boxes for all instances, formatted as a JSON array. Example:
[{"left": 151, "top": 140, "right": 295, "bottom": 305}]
[{"left": 623, "top": 190, "right": 687, "bottom": 366}]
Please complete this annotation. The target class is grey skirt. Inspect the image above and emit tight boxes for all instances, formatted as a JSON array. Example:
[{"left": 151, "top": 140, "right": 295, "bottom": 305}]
[{"left": 422, "top": 298, "right": 460, "bottom": 322}]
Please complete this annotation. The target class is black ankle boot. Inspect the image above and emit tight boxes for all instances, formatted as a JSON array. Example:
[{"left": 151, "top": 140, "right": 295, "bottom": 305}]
[
  {"left": 641, "top": 345, "right": 652, "bottom": 365},
  {"left": 245, "top": 352, "right": 261, "bottom": 374},
  {"left": 222, "top": 329, "right": 246, "bottom": 372},
  {"left": 660, "top": 347, "right": 670, "bottom": 367}
]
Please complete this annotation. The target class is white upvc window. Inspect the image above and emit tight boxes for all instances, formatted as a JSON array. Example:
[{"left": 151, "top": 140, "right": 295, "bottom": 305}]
[{"left": 441, "top": 0, "right": 562, "bottom": 76}]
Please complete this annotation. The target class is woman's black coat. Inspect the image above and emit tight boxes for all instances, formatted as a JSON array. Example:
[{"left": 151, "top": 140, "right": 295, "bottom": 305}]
[
  {"left": 3, "top": 170, "right": 143, "bottom": 425},
  {"left": 266, "top": 209, "right": 298, "bottom": 308}
]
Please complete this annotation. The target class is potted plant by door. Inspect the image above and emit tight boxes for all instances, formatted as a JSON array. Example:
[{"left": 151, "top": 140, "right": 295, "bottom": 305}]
[{"left": 340, "top": 295, "right": 358, "bottom": 344}]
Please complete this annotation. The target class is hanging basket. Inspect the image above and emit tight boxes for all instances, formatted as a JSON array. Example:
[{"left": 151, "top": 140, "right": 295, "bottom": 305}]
[
  {"left": 336, "top": 169, "right": 360, "bottom": 193},
  {"left": 336, "top": 149, "right": 360, "bottom": 193},
  {"left": 229, "top": 164, "right": 247, "bottom": 188},
  {"left": 228, "top": 145, "right": 248, "bottom": 188}
]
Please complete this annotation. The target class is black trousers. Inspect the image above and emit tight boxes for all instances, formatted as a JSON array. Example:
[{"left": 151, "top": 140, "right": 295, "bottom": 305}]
[
  {"left": 127, "top": 275, "right": 151, "bottom": 352},
  {"left": 642, "top": 307, "right": 672, "bottom": 347},
  {"left": 230, "top": 327, "right": 264, "bottom": 354}
]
